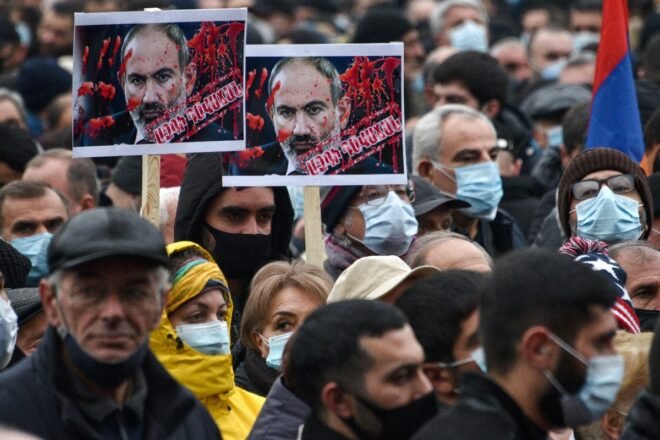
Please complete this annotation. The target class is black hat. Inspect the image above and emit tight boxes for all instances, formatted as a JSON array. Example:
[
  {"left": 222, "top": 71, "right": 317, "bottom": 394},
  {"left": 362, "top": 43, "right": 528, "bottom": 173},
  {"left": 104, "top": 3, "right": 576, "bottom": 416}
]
[
  {"left": 111, "top": 156, "right": 142, "bottom": 196},
  {"left": 16, "top": 57, "right": 71, "bottom": 114},
  {"left": 521, "top": 83, "right": 592, "bottom": 120},
  {"left": 410, "top": 176, "right": 470, "bottom": 216},
  {"left": 6, "top": 288, "right": 41, "bottom": 325},
  {"left": 352, "top": 7, "right": 414, "bottom": 44},
  {"left": 48, "top": 207, "right": 168, "bottom": 273},
  {"left": 321, "top": 186, "right": 362, "bottom": 233}
]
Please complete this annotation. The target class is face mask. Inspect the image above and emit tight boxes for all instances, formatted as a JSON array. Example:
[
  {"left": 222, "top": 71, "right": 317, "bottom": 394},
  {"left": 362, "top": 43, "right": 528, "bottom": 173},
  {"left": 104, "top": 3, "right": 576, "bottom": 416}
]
[
  {"left": 11, "top": 233, "right": 52, "bottom": 287},
  {"left": 543, "top": 333, "right": 624, "bottom": 427},
  {"left": 541, "top": 59, "right": 567, "bottom": 80},
  {"left": 437, "top": 161, "right": 503, "bottom": 221},
  {"left": 0, "top": 297, "right": 18, "bottom": 369},
  {"left": 573, "top": 31, "right": 599, "bottom": 53},
  {"left": 546, "top": 125, "right": 563, "bottom": 149},
  {"left": 634, "top": 308, "right": 659, "bottom": 332},
  {"left": 573, "top": 186, "right": 643, "bottom": 243},
  {"left": 205, "top": 224, "right": 272, "bottom": 280},
  {"left": 471, "top": 346, "right": 487, "bottom": 373},
  {"left": 449, "top": 20, "right": 488, "bottom": 52},
  {"left": 355, "top": 191, "right": 418, "bottom": 256},
  {"left": 61, "top": 330, "right": 149, "bottom": 388},
  {"left": 176, "top": 320, "right": 230, "bottom": 355},
  {"left": 344, "top": 391, "right": 437, "bottom": 440},
  {"left": 259, "top": 331, "right": 293, "bottom": 370}
]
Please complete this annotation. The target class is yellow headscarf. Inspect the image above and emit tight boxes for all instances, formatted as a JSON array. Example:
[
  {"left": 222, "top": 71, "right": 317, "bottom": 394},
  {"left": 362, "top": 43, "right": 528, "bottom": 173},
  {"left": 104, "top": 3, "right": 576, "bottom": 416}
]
[{"left": 149, "top": 241, "right": 235, "bottom": 399}]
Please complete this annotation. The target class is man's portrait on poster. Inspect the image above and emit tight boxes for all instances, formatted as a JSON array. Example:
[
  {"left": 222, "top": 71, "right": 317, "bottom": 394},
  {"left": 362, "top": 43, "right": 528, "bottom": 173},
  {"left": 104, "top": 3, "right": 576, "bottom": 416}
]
[
  {"left": 224, "top": 44, "right": 405, "bottom": 186},
  {"left": 72, "top": 9, "right": 246, "bottom": 157}
]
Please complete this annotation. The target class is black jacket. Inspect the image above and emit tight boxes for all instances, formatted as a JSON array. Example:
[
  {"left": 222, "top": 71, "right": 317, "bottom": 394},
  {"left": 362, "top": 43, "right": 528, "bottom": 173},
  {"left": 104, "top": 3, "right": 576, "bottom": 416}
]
[
  {"left": 0, "top": 327, "right": 222, "bottom": 440},
  {"left": 474, "top": 209, "right": 528, "bottom": 257},
  {"left": 248, "top": 376, "right": 310, "bottom": 440},
  {"left": 299, "top": 414, "right": 351, "bottom": 440},
  {"left": 234, "top": 348, "right": 279, "bottom": 397},
  {"left": 412, "top": 373, "right": 547, "bottom": 440},
  {"left": 621, "top": 389, "right": 660, "bottom": 440}
]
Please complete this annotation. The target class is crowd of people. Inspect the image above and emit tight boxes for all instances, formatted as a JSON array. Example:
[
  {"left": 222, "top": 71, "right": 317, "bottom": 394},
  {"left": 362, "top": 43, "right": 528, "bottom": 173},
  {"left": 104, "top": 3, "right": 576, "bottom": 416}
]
[{"left": 0, "top": 0, "right": 660, "bottom": 438}]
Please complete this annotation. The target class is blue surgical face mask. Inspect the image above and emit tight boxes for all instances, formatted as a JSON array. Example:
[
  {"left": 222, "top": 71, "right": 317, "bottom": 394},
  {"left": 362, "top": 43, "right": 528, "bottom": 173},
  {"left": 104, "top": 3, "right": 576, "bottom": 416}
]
[
  {"left": 436, "top": 161, "right": 503, "bottom": 221},
  {"left": 176, "top": 320, "right": 230, "bottom": 355},
  {"left": 545, "top": 125, "right": 563, "bottom": 149},
  {"left": 449, "top": 20, "right": 489, "bottom": 52},
  {"left": 471, "top": 346, "right": 487, "bottom": 373},
  {"left": 541, "top": 59, "right": 567, "bottom": 80},
  {"left": 0, "top": 297, "right": 18, "bottom": 369},
  {"left": 572, "top": 31, "right": 599, "bottom": 53},
  {"left": 543, "top": 333, "right": 624, "bottom": 427},
  {"left": 11, "top": 232, "right": 52, "bottom": 287},
  {"left": 260, "top": 331, "right": 294, "bottom": 370},
  {"left": 573, "top": 186, "right": 643, "bottom": 243},
  {"left": 355, "top": 191, "right": 418, "bottom": 256}
]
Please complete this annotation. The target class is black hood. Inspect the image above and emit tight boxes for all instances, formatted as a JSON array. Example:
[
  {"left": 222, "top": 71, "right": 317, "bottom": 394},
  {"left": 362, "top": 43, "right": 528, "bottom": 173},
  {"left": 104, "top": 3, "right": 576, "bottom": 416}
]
[{"left": 174, "top": 152, "right": 294, "bottom": 260}]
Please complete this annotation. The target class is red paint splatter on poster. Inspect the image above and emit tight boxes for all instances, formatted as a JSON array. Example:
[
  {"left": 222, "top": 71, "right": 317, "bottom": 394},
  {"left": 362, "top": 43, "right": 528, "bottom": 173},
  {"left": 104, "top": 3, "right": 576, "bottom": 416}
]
[
  {"left": 246, "top": 113, "right": 264, "bottom": 132},
  {"left": 81, "top": 46, "right": 90, "bottom": 75},
  {"left": 97, "top": 38, "right": 111, "bottom": 70},
  {"left": 276, "top": 129, "right": 291, "bottom": 143},
  {"left": 85, "top": 116, "right": 115, "bottom": 138},
  {"left": 77, "top": 81, "right": 95, "bottom": 97},
  {"left": 117, "top": 48, "right": 133, "bottom": 79},
  {"left": 254, "top": 67, "right": 268, "bottom": 99},
  {"left": 246, "top": 69, "right": 256, "bottom": 100},
  {"left": 97, "top": 82, "right": 116, "bottom": 100},
  {"left": 108, "top": 35, "right": 121, "bottom": 67},
  {"left": 233, "top": 146, "right": 265, "bottom": 168},
  {"left": 126, "top": 97, "right": 141, "bottom": 112},
  {"left": 266, "top": 80, "right": 280, "bottom": 113}
]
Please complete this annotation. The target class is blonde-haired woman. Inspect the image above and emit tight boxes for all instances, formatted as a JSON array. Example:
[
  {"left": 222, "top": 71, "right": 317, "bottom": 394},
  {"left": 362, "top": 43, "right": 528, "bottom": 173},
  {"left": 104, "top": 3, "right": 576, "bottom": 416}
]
[
  {"left": 150, "top": 241, "right": 263, "bottom": 440},
  {"left": 236, "top": 260, "right": 333, "bottom": 396}
]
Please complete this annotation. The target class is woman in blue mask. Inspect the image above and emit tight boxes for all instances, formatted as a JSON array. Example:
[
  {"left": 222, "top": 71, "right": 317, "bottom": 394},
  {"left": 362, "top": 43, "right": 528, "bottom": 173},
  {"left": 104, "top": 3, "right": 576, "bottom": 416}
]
[
  {"left": 557, "top": 148, "right": 653, "bottom": 245},
  {"left": 149, "top": 241, "right": 264, "bottom": 440},
  {"left": 237, "top": 261, "right": 332, "bottom": 397},
  {"left": 320, "top": 184, "right": 419, "bottom": 280}
]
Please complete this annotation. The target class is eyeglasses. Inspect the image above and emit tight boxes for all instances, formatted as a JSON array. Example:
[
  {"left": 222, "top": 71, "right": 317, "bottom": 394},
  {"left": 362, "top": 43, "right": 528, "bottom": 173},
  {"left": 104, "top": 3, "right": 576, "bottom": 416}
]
[
  {"left": 355, "top": 183, "right": 414, "bottom": 207},
  {"left": 571, "top": 174, "right": 635, "bottom": 200}
]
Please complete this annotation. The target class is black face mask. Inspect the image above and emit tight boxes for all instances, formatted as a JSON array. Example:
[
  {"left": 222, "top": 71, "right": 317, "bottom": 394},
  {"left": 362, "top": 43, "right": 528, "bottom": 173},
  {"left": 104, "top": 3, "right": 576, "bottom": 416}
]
[
  {"left": 635, "top": 308, "right": 660, "bottom": 332},
  {"left": 344, "top": 391, "right": 437, "bottom": 440},
  {"left": 63, "top": 332, "right": 148, "bottom": 388},
  {"left": 205, "top": 224, "right": 272, "bottom": 280}
]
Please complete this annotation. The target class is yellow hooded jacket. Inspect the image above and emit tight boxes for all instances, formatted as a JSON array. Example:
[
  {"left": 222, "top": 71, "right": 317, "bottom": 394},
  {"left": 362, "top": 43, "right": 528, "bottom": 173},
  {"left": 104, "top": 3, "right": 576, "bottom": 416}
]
[{"left": 150, "top": 241, "right": 264, "bottom": 440}]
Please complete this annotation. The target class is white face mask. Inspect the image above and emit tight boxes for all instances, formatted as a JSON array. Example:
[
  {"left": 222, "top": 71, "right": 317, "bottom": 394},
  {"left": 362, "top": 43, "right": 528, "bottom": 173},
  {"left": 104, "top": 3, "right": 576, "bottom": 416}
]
[
  {"left": 0, "top": 296, "right": 18, "bottom": 368},
  {"left": 176, "top": 320, "right": 230, "bottom": 355},
  {"left": 449, "top": 20, "right": 488, "bottom": 52}
]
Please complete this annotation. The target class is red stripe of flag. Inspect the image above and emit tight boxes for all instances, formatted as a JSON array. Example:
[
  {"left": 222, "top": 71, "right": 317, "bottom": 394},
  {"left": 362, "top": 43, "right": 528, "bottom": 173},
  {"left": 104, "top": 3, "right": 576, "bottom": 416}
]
[{"left": 592, "top": 0, "right": 629, "bottom": 94}]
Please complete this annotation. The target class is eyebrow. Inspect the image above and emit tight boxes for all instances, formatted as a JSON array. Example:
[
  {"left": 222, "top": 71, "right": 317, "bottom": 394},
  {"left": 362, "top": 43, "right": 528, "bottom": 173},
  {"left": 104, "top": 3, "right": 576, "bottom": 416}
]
[
  {"left": 10, "top": 220, "right": 37, "bottom": 232},
  {"left": 272, "top": 310, "right": 296, "bottom": 319},
  {"left": 384, "top": 363, "right": 418, "bottom": 380},
  {"left": 452, "top": 148, "right": 483, "bottom": 161}
]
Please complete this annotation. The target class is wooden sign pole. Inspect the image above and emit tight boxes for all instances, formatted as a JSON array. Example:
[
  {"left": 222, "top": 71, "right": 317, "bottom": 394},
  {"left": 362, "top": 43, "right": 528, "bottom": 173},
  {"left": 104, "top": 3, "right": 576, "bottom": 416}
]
[
  {"left": 303, "top": 186, "right": 324, "bottom": 268},
  {"left": 141, "top": 155, "right": 160, "bottom": 227}
]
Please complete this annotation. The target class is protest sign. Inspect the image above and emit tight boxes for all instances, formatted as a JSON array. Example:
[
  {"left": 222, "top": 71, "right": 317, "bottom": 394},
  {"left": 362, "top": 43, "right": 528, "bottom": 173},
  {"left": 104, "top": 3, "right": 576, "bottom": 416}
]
[
  {"left": 223, "top": 43, "right": 406, "bottom": 186},
  {"left": 72, "top": 8, "right": 246, "bottom": 157}
]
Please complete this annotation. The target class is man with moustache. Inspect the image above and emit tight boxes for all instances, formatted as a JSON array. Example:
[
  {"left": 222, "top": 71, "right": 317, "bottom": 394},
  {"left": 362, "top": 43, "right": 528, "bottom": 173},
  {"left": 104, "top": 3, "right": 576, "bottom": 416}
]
[
  {"left": 80, "top": 23, "right": 233, "bottom": 146},
  {"left": 231, "top": 56, "right": 393, "bottom": 176}
]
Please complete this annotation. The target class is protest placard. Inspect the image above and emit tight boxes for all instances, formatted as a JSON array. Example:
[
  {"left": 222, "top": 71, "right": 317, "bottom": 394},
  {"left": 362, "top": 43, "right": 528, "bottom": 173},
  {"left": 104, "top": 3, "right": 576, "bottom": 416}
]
[
  {"left": 72, "top": 8, "right": 246, "bottom": 157},
  {"left": 223, "top": 43, "right": 406, "bottom": 187}
]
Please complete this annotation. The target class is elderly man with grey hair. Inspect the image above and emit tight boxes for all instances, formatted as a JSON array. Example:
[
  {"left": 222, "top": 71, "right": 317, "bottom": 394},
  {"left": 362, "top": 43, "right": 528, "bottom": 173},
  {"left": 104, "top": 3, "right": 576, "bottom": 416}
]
[
  {"left": 0, "top": 207, "right": 221, "bottom": 439},
  {"left": 413, "top": 104, "right": 527, "bottom": 256},
  {"left": 430, "top": 0, "right": 490, "bottom": 51}
]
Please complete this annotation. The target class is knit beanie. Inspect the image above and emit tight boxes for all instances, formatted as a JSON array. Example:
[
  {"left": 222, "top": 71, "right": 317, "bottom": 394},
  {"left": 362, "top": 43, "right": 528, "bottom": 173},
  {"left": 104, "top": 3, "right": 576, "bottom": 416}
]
[
  {"left": 0, "top": 240, "right": 31, "bottom": 289},
  {"left": 111, "top": 156, "right": 142, "bottom": 196},
  {"left": 321, "top": 186, "right": 361, "bottom": 233},
  {"left": 557, "top": 148, "right": 653, "bottom": 239}
]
